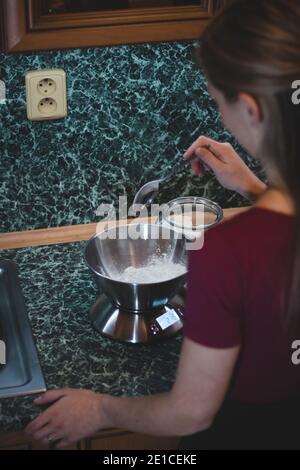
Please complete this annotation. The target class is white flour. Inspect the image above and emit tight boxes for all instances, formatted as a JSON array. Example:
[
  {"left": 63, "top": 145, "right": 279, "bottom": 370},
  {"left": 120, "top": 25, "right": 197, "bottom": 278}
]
[{"left": 116, "top": 261, "right": 186, "bottom": 284}]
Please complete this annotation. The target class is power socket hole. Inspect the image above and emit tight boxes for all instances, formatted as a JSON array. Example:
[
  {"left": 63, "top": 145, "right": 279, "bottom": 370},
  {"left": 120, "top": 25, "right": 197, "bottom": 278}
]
[
  {"left": 38, "top": 98, "right": 57, "bottom": 115},
  {"left": 37, "top": 78, "right": 57, "bottom": 96}
]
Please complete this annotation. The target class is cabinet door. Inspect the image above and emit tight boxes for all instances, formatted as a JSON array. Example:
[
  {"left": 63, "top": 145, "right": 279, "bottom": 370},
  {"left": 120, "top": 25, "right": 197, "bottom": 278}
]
[
  {"left": 0, "top": 430, "right": 178, "bottom": 451},
  {"left": 0, "top": 0, "right": 227, "bottom": 53},
  {"left": 85, "top": 430, "right": 179, "bottom": 450},
  {"left": 0, "top": 431, "right": 81, "bottom": 450},
  {"left": 0, "top": 432, "right": 32, "bottom": 450}
]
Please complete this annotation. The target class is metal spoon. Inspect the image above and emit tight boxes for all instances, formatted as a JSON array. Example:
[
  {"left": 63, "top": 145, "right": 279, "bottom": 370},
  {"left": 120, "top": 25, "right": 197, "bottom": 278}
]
[
  {"left": 132, "top": 165, "right": 178, "bottom": 209},
  {"left": 132, "top": 152, "right": 209, "bottom": 209}
]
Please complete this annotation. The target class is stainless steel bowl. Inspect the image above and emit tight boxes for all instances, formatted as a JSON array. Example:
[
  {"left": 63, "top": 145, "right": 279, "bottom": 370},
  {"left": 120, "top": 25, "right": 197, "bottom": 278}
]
[
  {"left": 85, "top": 223, "right": 187, "bottom": 343},
  {"left": 85, "top": 223, "right": 187, "bottom": 313}
]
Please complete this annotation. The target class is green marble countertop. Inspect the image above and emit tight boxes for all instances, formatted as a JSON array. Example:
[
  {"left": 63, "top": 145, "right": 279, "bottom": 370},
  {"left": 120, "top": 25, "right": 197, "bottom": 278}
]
[{"left": 0, "top": 241, "right": 181, "bottom": 433}]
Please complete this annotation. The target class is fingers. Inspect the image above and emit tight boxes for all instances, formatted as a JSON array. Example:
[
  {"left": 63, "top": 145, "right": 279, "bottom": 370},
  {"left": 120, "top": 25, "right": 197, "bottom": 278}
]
[
  {"left": 34, "top": 389, "right": 68, "bottom": 406},
  {"left": 25, "top": 409, "right": 52, "bottom": 436},
  {"left": 191, "top": 158, "right": 205, "bottom": 176},
  {"left": 55, "top": 439, "right": 70, "bottom": 450},
  {"left": 184, "top": 136, "right": 222, "bottom": 161},
  {"left": 32, "top": 425, "right": 53, "bottom": 442},
  {"left": 33, "top": 425, "right": 62, "bottom": 444},
  {"left": 26, "top": 390, "right": 69, "bottom": 436},
  {"left": 194, "top": 147, "right": 223, "bottom": 173},
  {"left": 189, "top": 146, "right": 221, "bottom": 177},
  {"left": 28, "top": 423, "right": 65, "bottom": 447}
]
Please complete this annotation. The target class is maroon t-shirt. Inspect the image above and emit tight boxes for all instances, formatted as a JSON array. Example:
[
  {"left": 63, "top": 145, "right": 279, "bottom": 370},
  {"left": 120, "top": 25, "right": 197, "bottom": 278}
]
[{"left": 184, "top": 207, "right": 300, "bottom": 404}]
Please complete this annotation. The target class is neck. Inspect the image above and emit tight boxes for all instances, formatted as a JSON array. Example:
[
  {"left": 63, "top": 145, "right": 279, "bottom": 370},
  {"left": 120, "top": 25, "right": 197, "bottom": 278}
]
[{"left": 255, "top": 186, "right": 295, "bottom": 216}]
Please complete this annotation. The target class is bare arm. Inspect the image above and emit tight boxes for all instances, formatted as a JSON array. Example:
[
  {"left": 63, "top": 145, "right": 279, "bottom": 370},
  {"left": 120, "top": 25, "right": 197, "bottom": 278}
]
[
  {"left": 102, "top": 338, "right": 240, "bottom": 437},
  {"left": 184, "top": 136, "right": 267, "bottom": 203},
  {"left": 25, "top": 338, "right": 240, "bottom": 448}
]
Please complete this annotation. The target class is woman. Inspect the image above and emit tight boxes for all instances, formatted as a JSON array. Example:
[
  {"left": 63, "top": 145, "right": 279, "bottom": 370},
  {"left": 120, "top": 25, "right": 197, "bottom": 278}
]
[{"left": 25, "top": 0, "right": 300, "bottom": 449}]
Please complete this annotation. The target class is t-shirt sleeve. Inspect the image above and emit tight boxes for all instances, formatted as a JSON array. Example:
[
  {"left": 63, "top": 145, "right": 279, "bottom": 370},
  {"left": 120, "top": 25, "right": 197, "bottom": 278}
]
[{"left": 184, "top": 226, "right": 243, "bottom": 348}]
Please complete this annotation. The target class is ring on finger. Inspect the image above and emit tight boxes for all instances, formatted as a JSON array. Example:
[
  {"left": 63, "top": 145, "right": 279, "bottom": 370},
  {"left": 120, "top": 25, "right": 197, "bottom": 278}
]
[{"left": 47, "top": 434, "right": 56, "bottom": 444}]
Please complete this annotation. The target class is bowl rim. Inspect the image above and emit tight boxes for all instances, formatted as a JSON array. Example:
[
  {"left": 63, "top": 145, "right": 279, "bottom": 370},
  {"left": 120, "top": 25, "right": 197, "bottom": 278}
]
[{"left": 84, "top": 223, "right": 187, "bottom": 286}]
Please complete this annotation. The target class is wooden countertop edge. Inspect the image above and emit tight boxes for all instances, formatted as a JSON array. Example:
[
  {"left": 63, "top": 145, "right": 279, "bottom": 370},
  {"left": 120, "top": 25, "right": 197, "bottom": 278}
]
[{"left": 0, "top": 207, "right": 250, "bottom": 250}]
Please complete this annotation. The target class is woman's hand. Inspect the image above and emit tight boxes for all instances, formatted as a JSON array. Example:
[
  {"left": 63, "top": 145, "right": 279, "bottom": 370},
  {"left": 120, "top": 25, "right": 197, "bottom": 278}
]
[
  {"left": 25, "top": 388, "right": 108, "bottom": 449},
  {"left": 184, "top": 136, "right": 267, "bottom": 202},
  {"left": 24, "top": 337, "right": 240, "bottom": 445}
]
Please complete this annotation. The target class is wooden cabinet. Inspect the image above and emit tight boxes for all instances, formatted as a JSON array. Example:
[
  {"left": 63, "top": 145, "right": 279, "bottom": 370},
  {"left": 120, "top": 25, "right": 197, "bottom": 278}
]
[
  {"left": 0, "top": 0, "right": 227, "bottom": 53},
  {"left": 0, "top": 430, "right": 179, "bottom": 451},
  {"left": 85, "top": 429, "right": 179, "bottom": 450}
]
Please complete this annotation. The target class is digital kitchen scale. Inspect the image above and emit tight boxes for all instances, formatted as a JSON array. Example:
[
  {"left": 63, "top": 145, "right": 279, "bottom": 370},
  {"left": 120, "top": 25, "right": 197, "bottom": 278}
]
[
  {"left": 85, "top": 223, "right": 187, "bottom": 345},
  {"left": 90, "top": 291, "right": 185, "bottom": 344}
]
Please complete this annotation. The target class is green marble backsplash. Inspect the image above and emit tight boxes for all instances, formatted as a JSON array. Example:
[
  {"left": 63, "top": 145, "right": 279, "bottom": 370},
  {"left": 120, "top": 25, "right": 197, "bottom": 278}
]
[{"left": 0, "top": 42, "right": 262, "bottom": 233}]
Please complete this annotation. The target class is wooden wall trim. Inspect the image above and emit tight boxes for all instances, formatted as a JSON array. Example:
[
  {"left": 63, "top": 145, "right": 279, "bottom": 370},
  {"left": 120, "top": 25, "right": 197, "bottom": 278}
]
[{"left": 0, "top": 208, "right": 249, "bottom": 250}]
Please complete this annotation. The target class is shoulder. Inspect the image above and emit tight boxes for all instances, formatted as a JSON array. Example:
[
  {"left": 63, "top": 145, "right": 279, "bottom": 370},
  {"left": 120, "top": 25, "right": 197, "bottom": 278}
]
[
  {"left": 209, "top": 207, "right": 262, "bottom": 240},
  {"left": 202, "top": 206, "right": 295, "bottom": 257},
  {"left": 191, "top": 207, "right": 258, "bottom": 261},
  {"left": 202, "top": 206, "right": 273, "bottom": 253}
]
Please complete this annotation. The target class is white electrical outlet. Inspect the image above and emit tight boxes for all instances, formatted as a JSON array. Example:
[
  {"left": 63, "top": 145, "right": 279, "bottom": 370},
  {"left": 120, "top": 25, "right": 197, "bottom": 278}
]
[{"left": 25, "top": 69, "right": 67, "bottom": 121}]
